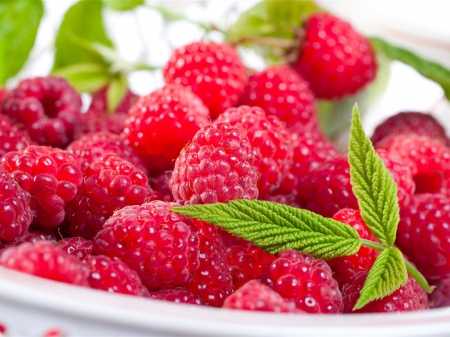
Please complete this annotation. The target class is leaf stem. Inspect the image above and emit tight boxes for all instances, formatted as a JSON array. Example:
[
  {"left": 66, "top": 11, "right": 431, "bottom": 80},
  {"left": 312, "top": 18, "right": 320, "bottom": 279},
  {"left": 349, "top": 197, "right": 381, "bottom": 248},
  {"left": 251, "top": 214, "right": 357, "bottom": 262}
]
[
  {"left": 404, "top": 259, "right": 435, "bottom": 294},
  {"left": 231, "top": 36, "right": 294, "bottom": 49},
  {"left": 132, "top": 63, "right": 160, "bottom": 72},
  {"left": 360, "top": 239, "right": 387, "bottom": 252}
]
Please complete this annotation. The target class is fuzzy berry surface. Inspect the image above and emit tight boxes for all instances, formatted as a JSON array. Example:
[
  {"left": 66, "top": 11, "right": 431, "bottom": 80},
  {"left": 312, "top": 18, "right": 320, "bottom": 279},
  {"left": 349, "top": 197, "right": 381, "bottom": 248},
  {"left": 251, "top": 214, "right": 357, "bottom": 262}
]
[
  {"left": 89, "top": 86, "right": 139, "bottom": 113},
  {"left": 123, "top": 84, "right": 209, "bottom": 171},
  {"left": 0, "top": 115, "right": 32, "bottom": 157},
  {"left": 223, "top": 280, "right": 300, "bottom": 313},
  {"left": 0, "top": 229, "right": 57, "bottom": 250},
  {"left": 239, "top": 65, "right": 317, "bottom": 130},
  {"left": 371, "top": 112, "right": 448, "bottom": 147},
  {"left": 294, "top": 13, "right": 377, "bottom": 99},
  {"left": 186, "top": 220, "right": 234, "bottom": 307},
  {"left": 0, "top": 241, "right": 89, "bottom": 286},
  {"left": 94, "top": 201, "right": 200, "bottom": 291},
  {"left": 150, "top": 287, "right": 208, "bottom": 306},
  {"left": 66, "top": 153, "right": 160, "bottom": 239},
  {"left": 397, "top": 193, "right": 450, "bottom": 280},
  {"left": 86, "top": 255, "right": 150, "bottom": 297},
  {"left": 170, "top": 122, "right": 259, "bottom": 204},
  {"left": 218, "top": 106, "right": 293, "bottom": 197},
  {"left": 54, "top": 237, "right": 94, "bottom": 262},
  {"left": 2, "top": 146, "right": 82, "bottom": 229},
  {"left": 67, "top": 131, "right": 147, "bottom": 174},
  {"left": 163, "top": 42, "right": 247, "bottom": 119},
  {"left": 79, "top": 109, "right": 127, "bottom": 136},
  {"left": 2, "top": 76, "right": 82, "bottom": 148},
  {"left": 258, "top": 250, "right": 342, "bottom": 313}
]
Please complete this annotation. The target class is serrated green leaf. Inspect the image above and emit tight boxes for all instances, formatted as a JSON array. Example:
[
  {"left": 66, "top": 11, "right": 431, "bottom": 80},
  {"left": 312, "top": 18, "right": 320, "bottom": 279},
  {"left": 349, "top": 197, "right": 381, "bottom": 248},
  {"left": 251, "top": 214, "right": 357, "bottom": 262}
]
[
  {"left": 106, "top": 76, "right": 128, "bottom": 113},
  {"left": 349, "top": 105, "right": 399, "bottom": 247},
  {"left": 371, "top": 37, "right": 450, "bottom": 99},
  {"left": 173, "top": 200, "right": 361, "bottom": 260},
  {"left": 53, "top": 63, "right": 111, "bottom": 93},
  {"left": 103, "top": 0, "right": 143, "bottom": 11},
  {"left": 53, "top": 0, "right": 114, "bottom": 72},
  {"left": 0, "top": 0, "right": 43, "bottom": 85},
  {"left": 354, "top": 247, "right": 407, "bottom": 310}
]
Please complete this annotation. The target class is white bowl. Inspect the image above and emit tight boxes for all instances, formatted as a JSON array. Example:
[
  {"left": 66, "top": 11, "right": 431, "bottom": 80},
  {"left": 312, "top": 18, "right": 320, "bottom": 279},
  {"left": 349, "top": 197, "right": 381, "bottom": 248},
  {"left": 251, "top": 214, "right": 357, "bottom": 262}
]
[{"left": 1, "top": 266, "right": 449, "bottom": 337}]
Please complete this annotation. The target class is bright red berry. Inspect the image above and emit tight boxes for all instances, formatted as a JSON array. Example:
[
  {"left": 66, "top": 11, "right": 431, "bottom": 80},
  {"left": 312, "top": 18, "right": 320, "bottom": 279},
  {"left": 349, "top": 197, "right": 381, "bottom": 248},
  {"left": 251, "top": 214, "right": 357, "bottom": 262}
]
[
  {"left": 0, "top": 115, "right": 32, "bottom": 157},
  {"left": 89, "top": 86, "right": 139, "bottom": 113},
  {"left": 294, "top": 13, "right": 377, "bottom": 99},
  {"left": 54, "top": 237, "right": 94, "bottom": 262},
  {"left": 79, "top": 109, "right": 127, "bottom": 136},
  {"left": 1, "top": 229, "right": 57, "bottom": 250},
  {"left": 1, "top": 146, "right": 82, "bottom": 229},
  {"left": 0, "top": 87, "right": 8, "bottom": 114},
  {"left": 149, "top": 171, "right": 173, "bottom": 202},
  {"left": 123, "top": 84, "right": 209, "bottom": 171},
  {"left": 170, "top": 122, "right": 259, "bottom": 204},
  {"left": 94, "top": 201, "right": 200, "bottom": 291},
  {"left": 430, "top": 279, "right": 450, "bottom": 308},
  {"left": 3, "top": 76, "right": 82, "bottom": 148},
  {"left": 150, "top": 287, "right": 208, "bottom": 306},
  {"left": 163, "top": 42, "right": 247, "bottom": 119}
]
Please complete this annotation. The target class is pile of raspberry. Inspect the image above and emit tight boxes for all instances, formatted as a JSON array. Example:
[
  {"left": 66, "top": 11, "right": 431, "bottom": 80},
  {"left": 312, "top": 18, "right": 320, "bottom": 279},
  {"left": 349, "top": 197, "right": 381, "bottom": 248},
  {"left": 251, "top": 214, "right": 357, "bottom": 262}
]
[{"left": 0, "top": 13, "right": 447, "bottom": 316}]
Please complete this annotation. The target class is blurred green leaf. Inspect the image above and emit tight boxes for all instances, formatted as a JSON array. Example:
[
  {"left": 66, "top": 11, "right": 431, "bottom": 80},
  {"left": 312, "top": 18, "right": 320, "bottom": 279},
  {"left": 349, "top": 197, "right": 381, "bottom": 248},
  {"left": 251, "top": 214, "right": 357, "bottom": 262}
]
[
  {"left": 53, "top": 0, "right": 114, "bottom": 72},
  {"left": 103, "top": 0, "right": 143, "bottom": 11},
  {"left": 53, "top": 63, "right": 111, "bottom": 93},
  {"left": 0, "top": 0, "right": 43, "bottom": 85},
  {"left": 106, "top": 75, "right": 128, "bottom": 112}
]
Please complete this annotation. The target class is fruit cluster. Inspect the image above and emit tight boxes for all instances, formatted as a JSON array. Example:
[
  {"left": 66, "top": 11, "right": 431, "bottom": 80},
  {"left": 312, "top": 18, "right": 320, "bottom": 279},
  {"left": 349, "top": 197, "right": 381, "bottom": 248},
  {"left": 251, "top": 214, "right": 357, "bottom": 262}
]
[{"left": 0, "top": 12, "right": 447, "bottom": 316}]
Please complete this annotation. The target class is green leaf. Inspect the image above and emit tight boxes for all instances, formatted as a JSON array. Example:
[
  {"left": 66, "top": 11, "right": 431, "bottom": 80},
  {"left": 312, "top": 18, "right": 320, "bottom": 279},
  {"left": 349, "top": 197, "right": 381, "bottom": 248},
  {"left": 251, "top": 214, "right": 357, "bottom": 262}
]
[
  {"left": 265, "top": 0, "right": 320, "bottom": 29},
  {"left": 53, "top": 0, "right": 114, "bottom": 72},
  {"left": 0, "top": 0, "right": 43, "bottom": 85},
  {"left": 103, "top": 0, "right": 143, "bottom": 11},
  {"left": 371, "top": 37, "right": 450, "bottom": 99},
  {"left": 172, "top": 200, "right": 361, "bottom": 260},
  {"left": 53, "top": 63, "right": 111, "bottom": 93},
  {"left": 349, "top": 105, "right": 400, "bottom": 247},
  {"left": 354, "top": 247, "right": 408, "bottom": 310},
  {"left": 106, "top": 75, "right": 128, "bottom": 112}
]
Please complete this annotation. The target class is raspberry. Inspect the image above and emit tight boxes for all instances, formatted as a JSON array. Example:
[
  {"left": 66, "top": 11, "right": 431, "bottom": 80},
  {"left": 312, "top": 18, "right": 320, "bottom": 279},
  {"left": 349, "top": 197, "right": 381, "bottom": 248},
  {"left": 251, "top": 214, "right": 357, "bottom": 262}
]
[
  {"left": 123, "top": 84, "right": 209, "bottom": 171},
  {"left": 0, "top": 241, "right": 89, "bottom": 286},
  {"left": 150, "top": 288, "right": 208, "bottom": 306},
  {"left": 79, "top": 109, "right": 127, "bottom": 136},
  {"left": 93, "top": 201, "right": 200, "bottom": 291},
  {"left": 217, "top": 106, "right": 292, "bottom": 197},
  {"left": 67, "top": 131, "right": 147, "bottom": 174},
  {"left": 54, "top": 237, "right": 94, "bottom": 262},
  {"left": 258, "top": 250, "right": 342, "bottom": 313},
  {"left": 186, "top": 220, "right": 234, "bottom": 307},
  {"left": 0, "top": 168, "right": 32, "bottom": 241},
  {"left": 294, "top": 13, "right": 377, "bottom": 99},
  {"left": 223, "top": 280, "right": 300, "bottom": 313},
  {"left": 327, "top": 209, "right": 379, "bottom": 286},
  {"left": 66, "top": 154, "right": 160, "bottom": 239},
  {"left": 86, "top": 255, "right": 150, "bottom": 297},
  {"left": 3, "top": 76, "right": 82, "bottom": 148},
  {"left": 1, "top": 146, "right": 82, "bottom": 229},
  {"left": 0, "top": 87, "right": 8, "bottom": 114},
  {"left": 397, "top": 193, "right": 450, "bottom": 280},
  {"left": 89, "top": 86, "right": 139, "bottom": 113},
  {"left": 163, "top": 42, "right": 247, "bottom": 119},
  {"left": 0, "top": 115, "right": 32, "bottom": 157},
  {"left": 1, "top": 229, "right": 57, "bottom": 250},
  {"left": 149, "top": 171, "right": 173, "bottom": 202},
  {"left": 239, "top": 65, "right": 318, "bottom": 130},
  {"left": 430, "top": 279, "right": 450, "bottom": 308},
  {"left": 341, "top": 271, "right": 428, "bottom": 313},
  {"left": 264, "top": 193, "right": 301, "bottom": 208},
  {"left": 170, "top": 122, "right": 259, "bottom": 204},
  {"left": 371, "top": 112, "right": 448, "bottom": 147}
]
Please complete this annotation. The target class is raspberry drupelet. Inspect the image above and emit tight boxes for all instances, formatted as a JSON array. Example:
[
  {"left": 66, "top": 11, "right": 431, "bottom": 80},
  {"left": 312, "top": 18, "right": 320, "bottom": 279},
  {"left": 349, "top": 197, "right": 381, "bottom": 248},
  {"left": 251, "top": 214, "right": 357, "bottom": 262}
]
[
  {"left": 0, "top": 115, "right": 32, "bottom": 157},
  {"left": 54, "top": 237, "right": 94, "bottom": 262},
  {"left": 150, "top": 288, "right": 208, "bottom": 306},
  {"left": 78, "top": 109, "right": 127, "bottom": 137},
  {"left": 0, "top": 229, "right": 57, "bottom": 250}
]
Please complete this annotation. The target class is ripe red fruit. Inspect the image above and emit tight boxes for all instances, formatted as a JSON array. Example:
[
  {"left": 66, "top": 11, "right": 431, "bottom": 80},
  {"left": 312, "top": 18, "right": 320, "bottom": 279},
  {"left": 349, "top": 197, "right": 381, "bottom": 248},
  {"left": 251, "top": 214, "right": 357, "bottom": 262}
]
[
  {"left": 123, "top": 84, "right": 209, "bottom": 171},
  {"left": 163, "top": 42, "right": 247, "bottom": 119},
  {"left": 170, "top": 122, "right": 259, "bottom": 204},
  {"left": 430, "top": 279, "right": 450, "bottom": 308},
  {"left": 54, "top": 237, "right": 94, "bottom": 262},
  {"left": 239, "top": 65, "right": 318, "bottom": 130},
  {"left": 89, "top": 86, "right": 139, "bottom": 113},
  {"left": 150, "top": 288, "right": 208, "bottom": 306},
  {"left": 0, "top": 229, "right": 57, "bottom": 250},
  {"left": 79, "top": 109, "right": 127, "bottom": 136},
  {"left": 294, "top": 13, "right": 377, "bottom": 99},
  {"left": 0, "top": 87, "right": 8, "bottom": 114},
  {"left": 3, "top": 76, "right": 82, "bottom": 148},
  {"left": 0, "top": 115, "right": 32, "bottom": 157}
]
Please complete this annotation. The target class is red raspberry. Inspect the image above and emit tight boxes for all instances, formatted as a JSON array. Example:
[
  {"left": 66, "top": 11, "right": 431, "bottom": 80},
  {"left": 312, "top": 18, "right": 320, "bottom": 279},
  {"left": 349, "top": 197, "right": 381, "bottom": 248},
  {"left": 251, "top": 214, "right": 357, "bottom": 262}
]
[
  {"left": 217, "top": 106, "right": 293, "bottom": 197},
  {"left": 0, "top": 115, "right": 32, "bottom": 157},
  {"left": 54, "top": 237, "right": 94, "bottom": 262},
  {"left": 163, "top": 42, "right": 247, "bottom": 119},
  {"left": 341, "top": 270, "right": 428, "bottom": 313},
  {"left": 149, "top": 171, "right": 173, "bottom": 202},
  {"left": 258, "top": 250, "right": 342, "bottom": 313},
  {"left": 186, "top": 220, "right": 234, "bottom": 307},
  {"left": 294, "top": 13, "right": 377, "bottom": 99},
  {"left": 170, "top": 122, "right": 259, "bottom": 204},
  {"left": 93, "top": 201, "right": 200, "bottom": 291},
  {"left": 1, "top": 146, "right": 82, "bottom": 229},
  {"left": 86, "top": 255, "right": 150, "bottom": 297},
  {"left": 0, "top": 241, "right": 89, "bottom": 286},
  {"left": 79, "top": 109, "right": 127, "bottom": 136},
  {"left": 239, "top": 65, "right": 318, "bottom": 130},
  {"left": 264, "top": 193, "right": 301, "bottom": 208},
  {"left": 123, "top": 84, "right": 209, "bottom": 171},
  {"left": 327, "top": 209, "right": 379, "bottom": 286},
  {"left": 430, "top": 279, "right": 450, "bottom": 308},
  {"left": 223, "top": 280, "right": 301, "bottom": 313},
  {"left": 397, "top": 193, "right": 450, "bottom": 280},
  {"left": 0, "top": 87, "right": 8, "bottom": 113},
  {"left": 67, "top": 131, "right": 147, "bottom": 174},
  {"left": 3, "top": 76, "right": 82, "bottom": 148},
  {"left": 1, "top": 229, "right": 57, "bottom": 250},
  {"left": 371, "top": 112, "right": 448, "bottom": 147},
  {"left": 0, "top": 168, "right": 32, "bottom": 241},
  {"left": 150, "top": 288, "right": 208, "bottom": 306},
  {"left": 89, "top": 86, "right": 139, "bottom": 113},
  {"left": 66, "top": 154, "right": 160, "bottom": 239}
]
